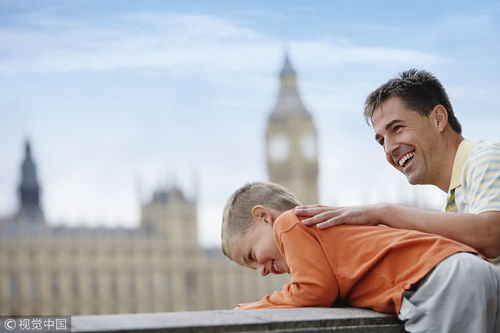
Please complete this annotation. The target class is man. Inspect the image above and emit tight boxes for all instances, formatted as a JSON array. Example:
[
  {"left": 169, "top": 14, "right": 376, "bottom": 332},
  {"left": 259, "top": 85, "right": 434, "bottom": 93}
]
[{"left": 295, "top": 69, "right": 500, "bottom": 263}]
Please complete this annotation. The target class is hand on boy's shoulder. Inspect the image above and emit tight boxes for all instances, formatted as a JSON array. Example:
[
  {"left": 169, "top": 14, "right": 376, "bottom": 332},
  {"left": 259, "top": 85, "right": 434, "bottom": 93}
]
[{"left": 294, "top": 204, "right": 382, "bottom": 229}]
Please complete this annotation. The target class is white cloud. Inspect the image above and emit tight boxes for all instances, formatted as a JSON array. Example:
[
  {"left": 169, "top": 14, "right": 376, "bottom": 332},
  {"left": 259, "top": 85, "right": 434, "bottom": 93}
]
[
  {"left": 292, "top": 40, "right": 447, "bottom": 67},
  {"left": 0, "top": 11, "right": 447, "bottom": 75}
]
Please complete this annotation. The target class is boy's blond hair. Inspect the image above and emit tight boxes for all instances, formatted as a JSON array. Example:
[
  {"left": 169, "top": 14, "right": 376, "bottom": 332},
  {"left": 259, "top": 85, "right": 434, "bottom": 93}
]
[{"left": 221, "top": 182, "right": 301, "bottom": 257}]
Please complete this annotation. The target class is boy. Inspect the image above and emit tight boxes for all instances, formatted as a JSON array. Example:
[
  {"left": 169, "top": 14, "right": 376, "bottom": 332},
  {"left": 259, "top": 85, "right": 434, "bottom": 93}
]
[{"left": 221, "top": 182, "right": 500, "bottom": 333}]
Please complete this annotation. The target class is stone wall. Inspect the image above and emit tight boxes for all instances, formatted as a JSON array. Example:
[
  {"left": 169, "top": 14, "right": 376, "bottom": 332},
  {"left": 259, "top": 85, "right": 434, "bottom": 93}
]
[{"left": 71, "top": 308, "right": 405, "bottom": 333}]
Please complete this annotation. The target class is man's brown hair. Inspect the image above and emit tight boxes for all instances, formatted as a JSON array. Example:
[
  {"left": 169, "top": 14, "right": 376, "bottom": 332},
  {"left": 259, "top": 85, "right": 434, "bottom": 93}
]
[{"left": 364, "top": 69, "right": 462, "bottom": 134}]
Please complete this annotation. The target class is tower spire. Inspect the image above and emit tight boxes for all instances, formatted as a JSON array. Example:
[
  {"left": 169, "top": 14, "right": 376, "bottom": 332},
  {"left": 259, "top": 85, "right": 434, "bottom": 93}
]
[
  {"left": 280, "top": 51, "right": 296, "bottom": 79},
  {"left": 271, "top": 52, "right": 310, "bottom": 120},
  {"left": 17, "top": 138, "right": 44, "bottom": 222}
]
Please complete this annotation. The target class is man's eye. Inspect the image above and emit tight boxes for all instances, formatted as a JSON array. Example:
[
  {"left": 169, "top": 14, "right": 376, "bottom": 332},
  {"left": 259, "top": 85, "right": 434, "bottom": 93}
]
[{"left": 393, "top": 125, "right": 403, "bottom": 132}]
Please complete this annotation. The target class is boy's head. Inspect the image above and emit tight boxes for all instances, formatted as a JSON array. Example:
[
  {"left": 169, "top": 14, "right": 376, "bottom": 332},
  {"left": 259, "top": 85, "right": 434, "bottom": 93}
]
[{"left": 221, "top": 182, "right": 300, "bottom": 275}]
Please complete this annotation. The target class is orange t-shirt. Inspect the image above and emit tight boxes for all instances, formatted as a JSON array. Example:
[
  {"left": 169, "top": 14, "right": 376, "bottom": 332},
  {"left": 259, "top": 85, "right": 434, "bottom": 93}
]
[{"left": 238, "top": 210, "right": 478, "bottom": 313}]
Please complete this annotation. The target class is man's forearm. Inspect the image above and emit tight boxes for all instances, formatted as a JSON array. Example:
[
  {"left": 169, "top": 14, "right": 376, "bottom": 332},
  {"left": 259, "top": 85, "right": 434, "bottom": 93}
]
[{"left": 375, "top": 204, "right": 500, "bottom": 258}]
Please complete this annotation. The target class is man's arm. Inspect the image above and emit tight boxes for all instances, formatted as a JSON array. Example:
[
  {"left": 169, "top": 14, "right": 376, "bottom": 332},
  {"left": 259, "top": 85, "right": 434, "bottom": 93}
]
[{"left": 295, "top": 204, "right": 500, "bottom": 258}]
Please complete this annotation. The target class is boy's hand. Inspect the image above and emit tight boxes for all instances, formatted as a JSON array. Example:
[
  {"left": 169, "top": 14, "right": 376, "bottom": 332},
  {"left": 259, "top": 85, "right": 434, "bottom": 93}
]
[{"left": 294, "top": 204, "right": 382, "bottom": 229}]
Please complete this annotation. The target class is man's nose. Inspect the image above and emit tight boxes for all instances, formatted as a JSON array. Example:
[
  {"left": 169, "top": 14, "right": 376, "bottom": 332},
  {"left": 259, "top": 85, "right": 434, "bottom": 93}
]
[{"left": 384, "top": 140, "right": 399, "bottom": 162}]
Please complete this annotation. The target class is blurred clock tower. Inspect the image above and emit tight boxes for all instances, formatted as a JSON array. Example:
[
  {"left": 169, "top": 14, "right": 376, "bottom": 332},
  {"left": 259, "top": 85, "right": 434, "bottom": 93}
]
[{"left": 265, "top": 52, "right": 319, "bottom": 204}]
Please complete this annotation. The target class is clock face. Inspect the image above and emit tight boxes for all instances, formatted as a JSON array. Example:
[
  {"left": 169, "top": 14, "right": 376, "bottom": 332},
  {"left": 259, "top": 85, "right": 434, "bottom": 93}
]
[
  {"left": 269, "top": 134, "right": 290, "bottom": 162},
  {"left": 301, "top": 133, "right": 316, "bottom": 160}
]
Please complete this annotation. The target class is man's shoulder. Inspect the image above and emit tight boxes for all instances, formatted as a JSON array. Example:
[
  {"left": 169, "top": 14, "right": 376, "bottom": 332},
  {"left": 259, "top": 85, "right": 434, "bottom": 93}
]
[
  {"left": 464, "top": 140, "right": 500, "bottom": 176},
  {"left": 469, "top": 140, "right": 500, "bottom": 160}
]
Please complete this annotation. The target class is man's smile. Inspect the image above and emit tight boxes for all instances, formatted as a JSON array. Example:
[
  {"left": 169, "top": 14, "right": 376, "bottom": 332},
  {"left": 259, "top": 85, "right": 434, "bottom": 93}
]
[{"left": 398, "top": 151, "right": 415, "bottom": 168}]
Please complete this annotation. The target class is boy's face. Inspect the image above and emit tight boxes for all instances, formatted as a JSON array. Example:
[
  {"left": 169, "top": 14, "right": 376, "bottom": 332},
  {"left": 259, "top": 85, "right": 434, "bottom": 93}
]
[{"left": 230, "top": 216, "right": 289, "bottom": 276}]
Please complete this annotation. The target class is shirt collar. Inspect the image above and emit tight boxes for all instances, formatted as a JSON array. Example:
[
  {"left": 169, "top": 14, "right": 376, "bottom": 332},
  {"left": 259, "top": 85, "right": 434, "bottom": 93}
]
[{"left": 448, "top": 139, "right": 475, "bottom": 192}]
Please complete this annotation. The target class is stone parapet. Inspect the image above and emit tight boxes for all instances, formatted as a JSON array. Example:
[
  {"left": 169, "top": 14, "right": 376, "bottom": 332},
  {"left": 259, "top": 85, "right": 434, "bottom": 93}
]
[{"left": 71, "top": 307, "right": 404, "bottom": 332}]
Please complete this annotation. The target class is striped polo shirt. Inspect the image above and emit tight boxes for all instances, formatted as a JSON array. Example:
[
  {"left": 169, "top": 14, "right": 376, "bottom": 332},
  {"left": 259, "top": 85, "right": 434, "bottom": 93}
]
[{"left": 447, "top": 140, "right": 500, "bottom": 264}]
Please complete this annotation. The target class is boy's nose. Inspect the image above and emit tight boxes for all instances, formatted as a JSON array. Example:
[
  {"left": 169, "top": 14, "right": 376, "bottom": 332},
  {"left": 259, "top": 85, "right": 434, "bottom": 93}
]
[{"left": 259, "top": 264, "right": 269, "bottom": 276}]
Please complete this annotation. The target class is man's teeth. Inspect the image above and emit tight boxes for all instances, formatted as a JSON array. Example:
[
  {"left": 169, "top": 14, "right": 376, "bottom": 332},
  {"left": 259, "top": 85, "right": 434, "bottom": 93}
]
[{"left": 398, "top": 152, "right": 415, "bottom": 167}]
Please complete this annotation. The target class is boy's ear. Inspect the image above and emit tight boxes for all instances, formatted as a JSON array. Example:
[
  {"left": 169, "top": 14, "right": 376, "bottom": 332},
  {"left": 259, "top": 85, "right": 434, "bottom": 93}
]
[{"left": 251, "top": 205, "right": 275, "bottom": 225}]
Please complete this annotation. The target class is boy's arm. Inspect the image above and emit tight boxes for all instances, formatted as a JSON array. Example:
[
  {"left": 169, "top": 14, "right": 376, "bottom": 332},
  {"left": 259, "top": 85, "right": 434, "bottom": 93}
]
[{"left": 237, "top": 224, "right": 339, "bottom": 309}]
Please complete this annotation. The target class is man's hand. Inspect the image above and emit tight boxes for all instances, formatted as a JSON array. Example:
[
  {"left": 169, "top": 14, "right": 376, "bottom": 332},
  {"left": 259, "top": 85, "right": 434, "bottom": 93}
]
[{"left": 294, "top": 204, "right": 383, "bottom": 229}]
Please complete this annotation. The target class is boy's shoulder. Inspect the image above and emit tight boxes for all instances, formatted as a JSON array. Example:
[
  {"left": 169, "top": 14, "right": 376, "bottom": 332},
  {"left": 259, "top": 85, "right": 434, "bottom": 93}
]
[{"left": 274, "top": 209, "right": 302, "bottom": 234}]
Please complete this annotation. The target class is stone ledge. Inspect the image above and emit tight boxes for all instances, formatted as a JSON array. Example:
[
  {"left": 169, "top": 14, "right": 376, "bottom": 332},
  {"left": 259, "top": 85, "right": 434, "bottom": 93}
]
[{"left": 71, "top": 307, "right": 404, "bottom": 332}]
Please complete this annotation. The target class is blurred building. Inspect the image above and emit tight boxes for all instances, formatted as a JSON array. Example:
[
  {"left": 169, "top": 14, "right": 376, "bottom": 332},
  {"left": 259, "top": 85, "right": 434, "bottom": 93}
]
[
  {"left": 266, "top": 53, "right": 319, "bottom": 204},
  {"left": 0, "top": 141, "right": 289, "bottom": 316},
  {"left": 0, "top": 55, "right": 318, "bottom": 316}
]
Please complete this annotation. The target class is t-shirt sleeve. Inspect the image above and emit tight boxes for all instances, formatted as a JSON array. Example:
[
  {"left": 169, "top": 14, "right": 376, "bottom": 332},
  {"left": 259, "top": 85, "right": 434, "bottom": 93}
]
[
  {"left": 237, "top": 216, "right": 339, "bottom": 309},
  {"left": 464, "top": 144, "right": 500, "bottom": 214}
]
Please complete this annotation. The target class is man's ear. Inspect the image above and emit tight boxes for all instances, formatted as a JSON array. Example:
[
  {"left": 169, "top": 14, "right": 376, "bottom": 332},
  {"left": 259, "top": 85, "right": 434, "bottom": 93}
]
[
  {"left": 431, "top": 105, "right": 448, "bottom": 133},
  {"left": 251, "top": 205, "right": 275, "bottom": 225}
]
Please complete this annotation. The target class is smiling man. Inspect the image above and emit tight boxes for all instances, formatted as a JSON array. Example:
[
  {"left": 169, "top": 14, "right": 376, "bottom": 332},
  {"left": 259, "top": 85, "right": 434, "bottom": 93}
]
[{"left": 296, "top": 69, "right": 500, "bottom": 263}]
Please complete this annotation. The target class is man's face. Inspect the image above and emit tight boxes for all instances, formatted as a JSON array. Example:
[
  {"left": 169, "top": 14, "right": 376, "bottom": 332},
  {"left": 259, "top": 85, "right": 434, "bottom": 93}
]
[
  {"left": 372, "top": 96, "right": 442, "bottom": 185},
  {"left": 230, "top": 221, "right": 289, "bottom": 276}
]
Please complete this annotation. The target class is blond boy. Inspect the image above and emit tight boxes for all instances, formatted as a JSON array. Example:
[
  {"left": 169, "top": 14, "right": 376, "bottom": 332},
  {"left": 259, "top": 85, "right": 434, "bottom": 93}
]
[{"left": 221, "top": 182, "right": 500, "bottom": 333}]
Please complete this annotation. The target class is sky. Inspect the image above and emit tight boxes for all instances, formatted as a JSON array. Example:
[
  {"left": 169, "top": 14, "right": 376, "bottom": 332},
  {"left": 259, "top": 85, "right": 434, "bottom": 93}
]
[{"left": 1, "top": 0, "right": 499, "bottom": 247}]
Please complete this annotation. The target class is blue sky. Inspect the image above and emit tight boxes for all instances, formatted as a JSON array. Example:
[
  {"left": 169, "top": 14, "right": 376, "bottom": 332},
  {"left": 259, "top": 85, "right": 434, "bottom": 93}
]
[{"left": 1, "top": 0, "right": 499, "bottom": 247}]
